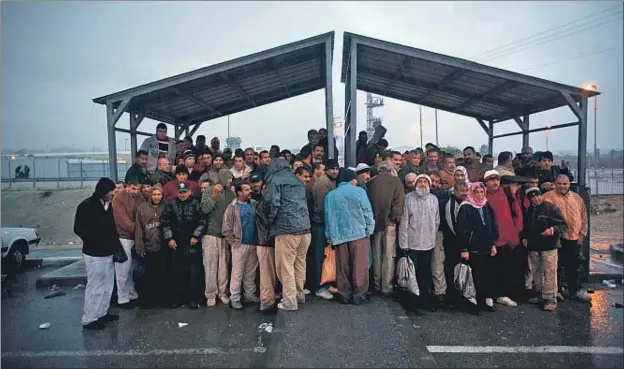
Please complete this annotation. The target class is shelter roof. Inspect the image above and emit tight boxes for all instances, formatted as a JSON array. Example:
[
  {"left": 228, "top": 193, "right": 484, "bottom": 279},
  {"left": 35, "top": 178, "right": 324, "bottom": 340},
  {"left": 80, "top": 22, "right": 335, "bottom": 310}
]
[
  {"left": 340, "top": 32, "right": 599, "bottom": 123},
  {"left": 94, "top": 32, "right": 335, "bottom": 126}
]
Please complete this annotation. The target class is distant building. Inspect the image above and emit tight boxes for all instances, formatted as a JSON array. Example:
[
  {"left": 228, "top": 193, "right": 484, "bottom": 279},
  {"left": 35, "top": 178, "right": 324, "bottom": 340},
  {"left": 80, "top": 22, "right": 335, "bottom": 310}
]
[{"left": 225, "top": 136, "right": 242, "bottom": 150}]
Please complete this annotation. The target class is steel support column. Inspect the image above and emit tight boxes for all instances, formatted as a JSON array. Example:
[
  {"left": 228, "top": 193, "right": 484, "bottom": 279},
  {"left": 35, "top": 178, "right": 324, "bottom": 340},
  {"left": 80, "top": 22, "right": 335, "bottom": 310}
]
[
  {"left": 522, "top": 114, "right": 530, "bottom": 148},
  {"left": 324, "top": 38, "right": 335, "bottom": 160},
  {"left": 106, "top": 101, "right": 118, "bottom": 180},
  {"left": 487, "top": 120, "right": 494, "bottom": 155},
  {"left": 577, "top": 96, "right": 589, "bottom": 187},
  {"left": 346, "top": 40, "right": 358, "bottom": 167},
  {"left": 129, "top": 113, "right": 145, "bottom": 157},
  {"left": 344, "top": 55, "right": 352, "bottom": 167}
]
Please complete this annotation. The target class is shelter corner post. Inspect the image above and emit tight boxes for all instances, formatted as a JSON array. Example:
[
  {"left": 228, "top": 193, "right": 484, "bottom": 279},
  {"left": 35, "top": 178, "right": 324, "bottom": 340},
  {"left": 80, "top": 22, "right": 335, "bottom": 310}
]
[
  {"left": 129, "top": 113, "right": 145, "bottom": 159},
  {"left": 324, "top": 37, "right": 335, "bottom": 160},
  {"left": 577, "top": 96, "right": 589, "bottom": 187},
  {"left": 106, "top": 97, "right": 132, "bottom": 181},
  {"left": 347, "top": 39, "right": 358, "bottom": 167}
]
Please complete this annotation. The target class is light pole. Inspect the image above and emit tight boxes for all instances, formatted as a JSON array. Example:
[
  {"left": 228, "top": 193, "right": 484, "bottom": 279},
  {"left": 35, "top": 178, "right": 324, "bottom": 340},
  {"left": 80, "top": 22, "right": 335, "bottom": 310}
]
[
  {"left": 584, "top": 83, "right": 598, "bottom": 165},
  {"left": 419, "top": 105, "right": 423, "bottom": 148},
  {"left": 545, "top": 125, "right": 551, "bottom": 150},
  {"left": 434, "top": 108, "right": 439, "bottom": 146}
]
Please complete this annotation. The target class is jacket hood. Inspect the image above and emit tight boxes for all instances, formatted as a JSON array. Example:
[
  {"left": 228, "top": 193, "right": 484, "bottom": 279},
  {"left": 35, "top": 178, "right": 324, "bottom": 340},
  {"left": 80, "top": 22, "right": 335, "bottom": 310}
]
[
  {"left": 265, "top": 158, "right": 291, "bottom": 179},
  {"left": 94, "top": 177, "right": 116, "bottom": 198},
  {"left": 217, "top": 169, "right": 234, "bottom": 186},
  {"left": 149, "top": 184, "right": 165, "bottom": 205}
]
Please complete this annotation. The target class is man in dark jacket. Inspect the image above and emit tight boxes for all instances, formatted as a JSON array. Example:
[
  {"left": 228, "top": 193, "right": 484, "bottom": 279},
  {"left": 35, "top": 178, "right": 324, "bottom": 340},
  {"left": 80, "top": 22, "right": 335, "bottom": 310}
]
[
  {"left": 161, "top": 182, "right": 206, "bottom": 309},
  {"left": 521, "top": 188, "right": 568, "bottom": 312},
  {"left": 398, "top": 150, "right": 422, "bottom": 184},
  {"left": 535, "top": 151, "right": 574, "bottom": 192},
  {"left": 125, "top": 150, "right": 150, "bottom": 184},
  {"left": 264, "top": 159, "right": 312, "bottom": 311},
  {"left": 367, "top": 162, "right": 405, "bottom": 296},
  {"left": 74, "top": 178, "right": 121, "bottom": 330},
  {"left": 150, "top": 157, "right": 174, "bottom": 186},
  {"left": 365, "top": 139, "right": 389, "bottom": 166},
  {"left": 254, "top": 183, "right": 277, "bottom": 312},
  {"left": 355, "top": 131, "right": 368, "bottom": 165}
]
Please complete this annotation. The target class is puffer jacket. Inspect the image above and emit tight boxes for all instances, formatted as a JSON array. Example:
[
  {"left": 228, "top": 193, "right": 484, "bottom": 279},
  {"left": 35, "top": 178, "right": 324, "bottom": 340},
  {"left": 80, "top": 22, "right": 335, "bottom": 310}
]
[
  {"left": 255, "top": 195, "right": 273, "bottom": 247},
  {"left": 200, "top": 169, "right": 235, "bottom": 237},
  {"left": 161, "top": 197, "right": 206, "bottom": 250},
  {"left": 264, "top": 159, "right": 311, "bottom": 237},
  {"left": 521, "top": 201, "right": 568, "bottom": 252},
  {"left": 135, "top": 185, "right": 166, "bottom": 254}
]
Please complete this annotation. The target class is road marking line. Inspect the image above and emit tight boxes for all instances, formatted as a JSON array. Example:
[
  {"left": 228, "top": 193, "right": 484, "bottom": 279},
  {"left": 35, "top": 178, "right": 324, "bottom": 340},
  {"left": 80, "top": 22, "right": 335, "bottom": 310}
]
[
  {"left": 2, "top": 347, "right": 258, "bottom": 358},
  {"left": 426, "top": 346, "right": 624, "bottom": 354},
  {"left": 592, "top": 258, "right": 624, "bottom": 270}
]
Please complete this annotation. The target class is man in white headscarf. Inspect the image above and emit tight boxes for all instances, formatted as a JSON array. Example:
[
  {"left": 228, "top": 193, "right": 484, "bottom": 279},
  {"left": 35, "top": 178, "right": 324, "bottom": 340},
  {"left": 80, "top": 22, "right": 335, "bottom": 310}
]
[{"left": 398, "top": 174, "right": 440, "bottom": 311}]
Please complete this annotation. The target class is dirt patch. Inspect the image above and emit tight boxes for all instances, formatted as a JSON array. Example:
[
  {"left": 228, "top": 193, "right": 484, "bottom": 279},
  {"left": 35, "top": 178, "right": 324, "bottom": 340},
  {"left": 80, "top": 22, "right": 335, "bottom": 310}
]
[{"left": 591, "top": 195, "right": 624, "bottom": 252}]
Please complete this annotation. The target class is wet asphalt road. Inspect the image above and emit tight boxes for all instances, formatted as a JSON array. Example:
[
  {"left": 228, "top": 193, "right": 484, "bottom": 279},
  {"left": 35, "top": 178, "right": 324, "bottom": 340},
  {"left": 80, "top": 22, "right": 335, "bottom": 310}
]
[{"left": 2, "top": 266, "right": 623, "bottom": 368}]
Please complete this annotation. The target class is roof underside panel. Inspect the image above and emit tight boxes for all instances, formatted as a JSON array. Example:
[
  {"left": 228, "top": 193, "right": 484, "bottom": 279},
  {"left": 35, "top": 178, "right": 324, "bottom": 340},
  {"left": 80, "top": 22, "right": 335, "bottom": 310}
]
[
  {"left": 341, "top": 33, "right": 599, "bottom": 122},
  {"left": 95, "top": 32, "right": 334, "bottom": 126}
]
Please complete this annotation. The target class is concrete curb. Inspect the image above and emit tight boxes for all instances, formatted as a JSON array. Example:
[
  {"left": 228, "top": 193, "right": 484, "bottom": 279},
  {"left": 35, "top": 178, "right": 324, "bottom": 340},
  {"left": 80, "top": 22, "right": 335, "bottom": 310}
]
[
  {"left": 24, "top": 256, "right": 82, "bottom": 269},
  {"left": 610, "top": 243, "right": 624, "bottom": 264},
  {"left": 35, "top": 259, "right": 86, "bottom": 288},
  {"left": 589, "top": 273, "right": 623, "bottom": 283}
]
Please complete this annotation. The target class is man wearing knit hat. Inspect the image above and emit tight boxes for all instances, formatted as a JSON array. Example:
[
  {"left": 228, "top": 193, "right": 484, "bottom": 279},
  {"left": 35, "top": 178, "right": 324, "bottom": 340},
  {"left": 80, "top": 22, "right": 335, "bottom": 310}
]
[
  {"left": 355, "top": 163, "right": 371, "bottom": 190},
  {"left": 398, "top": 174, "right": 440, "bottom": 311},
  {"left": 521, "top": 187, "right": 568, "bottom": 311},
  {"left": 182, "top": 150, "right": 201, "bottom": 182},
  {"left": 324, "top": 168, "right": 375, "bottom": 304},
  {"left": 164, "top": 165, "right": 199, "bottom": 200},
  {"left": 74, "top": 178, "right": 121, "bottom": 330},
  {"left": 484, "top": 169, "right": 524, "bottom": 307}
]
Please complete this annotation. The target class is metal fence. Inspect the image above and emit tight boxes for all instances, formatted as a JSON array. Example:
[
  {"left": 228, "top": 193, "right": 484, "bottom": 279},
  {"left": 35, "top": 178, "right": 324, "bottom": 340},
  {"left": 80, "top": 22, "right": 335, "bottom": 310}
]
[{"left": 569, "top": 168, "right": 624, "bottom": 196}]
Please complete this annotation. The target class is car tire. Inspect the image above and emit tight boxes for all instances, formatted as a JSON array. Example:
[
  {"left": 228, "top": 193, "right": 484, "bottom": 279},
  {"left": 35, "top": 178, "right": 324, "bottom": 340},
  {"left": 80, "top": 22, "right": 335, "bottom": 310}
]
[{"left": 7, "top": 243, "right": 25, "bottom": 271}]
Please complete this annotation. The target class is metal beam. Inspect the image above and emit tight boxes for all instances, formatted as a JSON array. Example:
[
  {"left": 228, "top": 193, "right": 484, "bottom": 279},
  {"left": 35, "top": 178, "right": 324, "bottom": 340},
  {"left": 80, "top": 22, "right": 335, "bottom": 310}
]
[
  {"left": 324, "top": 38, "right": 335, "bottom": 160},
  {"left": 176, "top": 123, "right": 190, "bottom": 139},
  {"left": 106, "top": 100, "right": 118, "bottom": 180},
  {"left": 179, "top": 77, "right": 322, "bottom": 124},
  {"left": 416, "top": 68, "right": 465, "bottom": 104},
  {"left": 452, "top": 80, "right": 519, "bottom": 112},
  {"left": 475, "top": 118, "right": 489, "bottom": 134},
  {"left": 577, "top": 96, "right": 588, "bottom": 187},
  {"left": 115, "top": 127, "right": 155, "bottom": 137},
  {"left": 219, "top": 73, "right": 257, "bottom": 107},
  {"left": 172, "top": 88, "right": 224, "bottom": 117},
  {"left": 344, "top": 32, "right": 588, "bottom": 96},
  {"left": 381, "top": 56, "right": 409, "bottom": 96},
  {"left": 513, "top": 116, "right": 526, "bottom": 131},
  {"left": 491, "top": 121, "right": 579, "bottom": 139},
  {"left": 93, "top": 31, "right": 334, "bottom": 104},
  {"left": 359, "top": 65, "right": 514, "bottom": 111},
  {"left": 189, "top": 123, "right": 202, "bottom": 137},
  {"left": 560, "top": 90, "right": 582, "bottom": 121},
  {"left": 487, "top": 120, "right": 494, "bottom": 155},
  {"left": 129, "top": 112, "right": 144, "bottom": 157},
  {"left": 269, "top": 60, "right": 291, "bottom": 98},
  {"left": 522, "top": 114, "right": 530, "bottom": 147},
  {"left": 110, "top": 97, "right": 132, "bottom": 127}
]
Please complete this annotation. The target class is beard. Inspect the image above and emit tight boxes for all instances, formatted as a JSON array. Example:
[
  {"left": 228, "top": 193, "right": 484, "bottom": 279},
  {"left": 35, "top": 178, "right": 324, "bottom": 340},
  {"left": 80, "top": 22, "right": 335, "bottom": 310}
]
[{"left": 415, "top": 187, "right": 430, "bottom": 197}]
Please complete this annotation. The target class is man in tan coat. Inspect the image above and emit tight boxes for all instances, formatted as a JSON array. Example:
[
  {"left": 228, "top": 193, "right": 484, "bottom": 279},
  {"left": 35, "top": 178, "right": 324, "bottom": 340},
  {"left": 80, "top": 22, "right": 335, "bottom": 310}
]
[{"left": 112, "top": 180, "right": 144, "bottom": 308}]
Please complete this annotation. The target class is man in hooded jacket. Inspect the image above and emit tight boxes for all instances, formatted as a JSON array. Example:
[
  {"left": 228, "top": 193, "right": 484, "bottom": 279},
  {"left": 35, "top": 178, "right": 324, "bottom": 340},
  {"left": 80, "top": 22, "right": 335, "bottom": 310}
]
[
  {"left": 134, "top": 184, "right": 167, "bottom": 308},
  {"left": 264, "top": 159, "right": 312, "bottom": 311},
  {"left": 74, "top": 178, "right": 121, "bottom": 330}
]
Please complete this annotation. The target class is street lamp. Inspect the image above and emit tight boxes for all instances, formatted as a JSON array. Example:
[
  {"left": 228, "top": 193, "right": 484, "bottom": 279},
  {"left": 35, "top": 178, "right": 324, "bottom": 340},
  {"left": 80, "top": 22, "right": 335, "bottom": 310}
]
[
  {"left": 583, "top": 83, "right": 598, "bottom": 165},
  {"left": 545, "top": 124, "right": 551, "bottom": 150}
]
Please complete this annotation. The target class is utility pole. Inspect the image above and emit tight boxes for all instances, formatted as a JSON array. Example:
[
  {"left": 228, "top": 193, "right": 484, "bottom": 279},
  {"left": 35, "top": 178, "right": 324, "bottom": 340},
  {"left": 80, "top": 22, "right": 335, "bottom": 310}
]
[{"left": 434, "top": 108, "right": 439, "bottom": 146}]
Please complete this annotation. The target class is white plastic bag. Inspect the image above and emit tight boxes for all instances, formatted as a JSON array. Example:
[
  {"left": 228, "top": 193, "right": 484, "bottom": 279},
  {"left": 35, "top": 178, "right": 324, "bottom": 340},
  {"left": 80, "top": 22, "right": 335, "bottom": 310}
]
[
  {"left": 396, "top": 256, "right": 420, "bottom": 296},
  {"left": 454, "top": 262, "right": 476, "bottom": 301}
]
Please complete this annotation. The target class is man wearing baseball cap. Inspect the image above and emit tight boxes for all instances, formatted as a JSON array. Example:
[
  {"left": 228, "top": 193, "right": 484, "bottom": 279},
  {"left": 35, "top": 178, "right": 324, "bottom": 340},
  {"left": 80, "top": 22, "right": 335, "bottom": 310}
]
[{"left": 484, "top": 169, "right": 524, "bottom": 307}]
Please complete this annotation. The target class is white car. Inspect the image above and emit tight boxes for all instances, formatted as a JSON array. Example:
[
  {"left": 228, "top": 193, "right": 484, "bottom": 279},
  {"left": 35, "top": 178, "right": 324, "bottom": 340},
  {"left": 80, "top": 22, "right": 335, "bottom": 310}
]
[{"left": 1, "top": 227, "right": 41, "bottom": 270}]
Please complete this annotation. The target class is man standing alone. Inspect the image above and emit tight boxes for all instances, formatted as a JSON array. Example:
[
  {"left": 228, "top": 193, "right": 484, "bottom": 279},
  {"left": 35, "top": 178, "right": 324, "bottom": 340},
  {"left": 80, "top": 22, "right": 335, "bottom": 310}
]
[{"left": 74, "top": 178, "right": 121, "bottom": 330}]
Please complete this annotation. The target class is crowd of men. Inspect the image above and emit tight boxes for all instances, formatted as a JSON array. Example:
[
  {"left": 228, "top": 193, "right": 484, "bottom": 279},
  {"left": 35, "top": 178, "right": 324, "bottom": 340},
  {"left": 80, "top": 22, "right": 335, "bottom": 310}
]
[{"left": 74, "top": 123, "right": 589, "bottom": 330}]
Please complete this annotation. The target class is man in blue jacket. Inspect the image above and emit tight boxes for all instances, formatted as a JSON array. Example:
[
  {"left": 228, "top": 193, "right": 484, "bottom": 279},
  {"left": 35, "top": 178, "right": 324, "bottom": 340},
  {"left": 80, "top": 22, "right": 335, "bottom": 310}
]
[{"left": 325, "top": 168, "right": 375, "bottom": 305}]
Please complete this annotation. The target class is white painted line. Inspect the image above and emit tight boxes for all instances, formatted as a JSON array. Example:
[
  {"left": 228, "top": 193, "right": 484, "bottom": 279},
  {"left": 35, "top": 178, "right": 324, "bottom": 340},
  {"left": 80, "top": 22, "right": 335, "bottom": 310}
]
[
  {"left": 592, "top": 258, "right": 624, "bottom": 270},
  {"left": 2, "top": 347, "right": 258, "bottom": 358},
  {"left": 426, "top": 346, "right": 624, "bottom": 354}
]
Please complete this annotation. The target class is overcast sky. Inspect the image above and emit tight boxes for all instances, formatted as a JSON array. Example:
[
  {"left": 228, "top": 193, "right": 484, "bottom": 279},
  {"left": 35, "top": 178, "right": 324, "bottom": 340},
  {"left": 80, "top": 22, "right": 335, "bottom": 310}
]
[{"left": 2, "top": 1, "right": 623, "bottom": 154}]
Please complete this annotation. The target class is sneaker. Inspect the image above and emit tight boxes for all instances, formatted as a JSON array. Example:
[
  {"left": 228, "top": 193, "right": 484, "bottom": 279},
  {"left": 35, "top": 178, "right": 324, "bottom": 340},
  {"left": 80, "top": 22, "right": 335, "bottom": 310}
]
[
  {"left": 83, "top": 321, "right": 105, "bottom": 330},
  {"left": 231, "top": 300, "right": 243, "bottom": 310},
  {"left": 303, "top": 289, "right": 311, "bottom": 295},
  {"left": 207, "top": 297, "right": 216, "bottom": 307},
  {"left": 315, "top": 289, "right": 334, "bottom": 300},
  {"left": 277, "top": 302, "right": 296, "bottom": 311},
  {"left": 245, "top": 295, "right": 261, "bottom": 303},
  {"left": 528, "top": 296, "right": 542, "bottom": 305},
  {"left": 557, "top": 293, "right": 565, "bottom": 302},
  {"left": 485, "top": 298, "right": 494, "bottom": 307},
  {"left": 328, "top": 286, "right": 339, "bottom": 294},
  {"left": 572, "top": 291, "right": 591, "bottom": 303},
  {"left": 297, "top": 294, "right": 306, "bottom": 304},
  {"left": 543, "top": 302, "right": 557, "bottom": 311},
  {"left": 496, "top": 297, "right": 517, "bottom": 307},
  {"left": 468, "top": 297, "right": 477, "bottom": 305},
  {"left": 219, "top": 295, "right": 230, "bottom": 305}
]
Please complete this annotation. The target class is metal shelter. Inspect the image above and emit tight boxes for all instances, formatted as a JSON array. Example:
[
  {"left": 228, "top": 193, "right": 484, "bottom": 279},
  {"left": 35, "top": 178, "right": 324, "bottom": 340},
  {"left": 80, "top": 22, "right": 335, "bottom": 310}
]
[
  {"left": 93, "top": 31, "right": 335, "bottom": 180},
  {"left": 340, "top": 32, "right": 600, "bottom": 187}
]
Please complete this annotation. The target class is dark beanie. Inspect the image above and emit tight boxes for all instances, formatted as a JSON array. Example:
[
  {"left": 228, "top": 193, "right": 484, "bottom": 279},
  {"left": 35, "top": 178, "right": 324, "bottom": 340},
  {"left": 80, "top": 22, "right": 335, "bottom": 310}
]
[
  {"left": 213, "top": 153, "right": 224, "bottom": 160},
  {"left": 175, "top": 165, "right": 189, "bottom": 175},
  {"left": 326, "top": 159, "right": 340, "bottom": 170},
  {"left": 526, "top": 187, "right": 542, "bottom": 200},
  {"left": 94, "top": 177, "right": 116, "bottom": 198},
  {"left": 539, "top": 151, "right": 554, "bottom": 162},
  {"left": 337, "top": 168, "right": 357, "bottom": 184}
]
